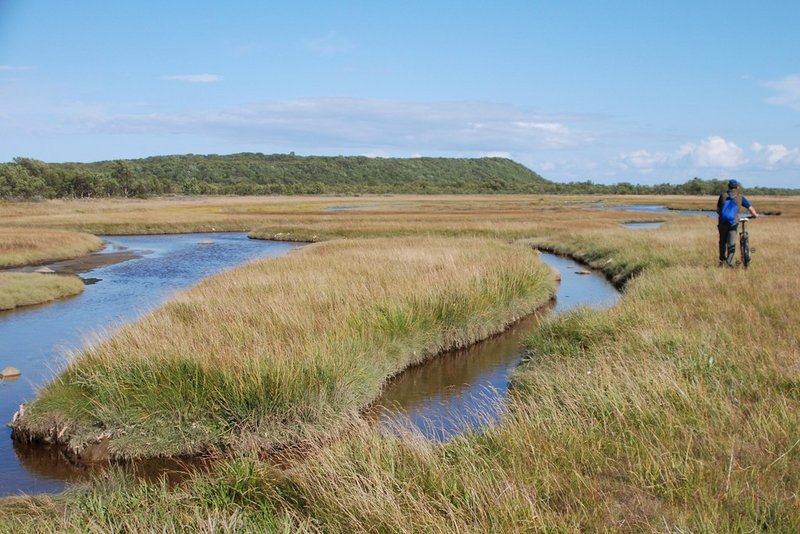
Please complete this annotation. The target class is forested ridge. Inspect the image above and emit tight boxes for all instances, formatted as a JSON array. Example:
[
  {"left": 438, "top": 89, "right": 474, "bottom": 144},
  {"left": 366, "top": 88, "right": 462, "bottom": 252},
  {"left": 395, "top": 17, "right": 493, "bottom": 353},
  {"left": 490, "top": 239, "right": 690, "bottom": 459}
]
[{"left": 1, "top": 153, "right": 797, "bottom": 198}]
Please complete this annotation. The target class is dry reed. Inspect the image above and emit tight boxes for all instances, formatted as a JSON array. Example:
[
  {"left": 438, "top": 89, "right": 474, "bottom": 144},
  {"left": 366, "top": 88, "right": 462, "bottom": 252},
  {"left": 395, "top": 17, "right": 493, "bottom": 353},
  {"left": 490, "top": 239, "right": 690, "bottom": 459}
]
[{"left": 0, "top": 228, "right": 103, "bottom": 268}]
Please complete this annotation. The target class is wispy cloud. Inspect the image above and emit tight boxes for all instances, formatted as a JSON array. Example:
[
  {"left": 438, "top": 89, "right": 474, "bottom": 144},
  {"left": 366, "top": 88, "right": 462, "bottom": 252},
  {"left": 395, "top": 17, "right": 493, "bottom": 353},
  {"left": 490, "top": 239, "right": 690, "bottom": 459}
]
[
  {"left": 0, "top": 65, "right": 33, "bottom": 71},
  {"left": 304, "top": 32, "right": 352, "bottom": 55},
  {"left": 617, "top": 149, "right": 669, "bottom": 172},
  {"left": 764, "top": 75, "right": 800, "bottom": 111},
  {"left": 480, "top": 151, "right": 512, "bottom": 159},
  {"left": 74, "top": 97, "right": 596, "bottom": 154},
  {"left": 161, "top": 73, "right": 222, "bottom": 83}
]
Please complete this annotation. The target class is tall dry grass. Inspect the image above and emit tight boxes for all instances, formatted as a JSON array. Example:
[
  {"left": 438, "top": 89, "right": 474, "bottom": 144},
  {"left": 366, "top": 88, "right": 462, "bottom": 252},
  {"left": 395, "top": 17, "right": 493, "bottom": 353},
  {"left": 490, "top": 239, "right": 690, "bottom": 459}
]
[
  {"left": 3, "top": 196, "right": 799, "bottom": 531},
  {"left": 504, "top": 216, "right": 800, "bottom": 529},
  {"left": 3, "top": 195, "right": 795, "bottom": 238},
  {"left": 0, "top": 228, "right": 103, "bottom": 268},
  {"left": 13, "top": 237, "right": 554, "bottom": 459}
]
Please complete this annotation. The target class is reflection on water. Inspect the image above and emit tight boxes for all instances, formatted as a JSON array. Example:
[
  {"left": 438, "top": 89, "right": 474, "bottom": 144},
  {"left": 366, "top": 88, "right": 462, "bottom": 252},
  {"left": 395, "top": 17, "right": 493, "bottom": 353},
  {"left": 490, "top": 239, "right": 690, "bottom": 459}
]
[
  {"left": 0, "top": 233, "right": 300, "bottom": 496},
  {"left": 12, "top": 438, "right": 212, "bottom": 489},
  {"left": 370, "top": 310, "right": 550, "bottom": 441},
  {"left": 370, "top": 253, "right": 620, "bottom": 441},
  {"left": 324, "top": 204, "right": 383, "bottom": 211},
  {"left": 594, "top": 203, "right": 716, "bottom": 218},
  {"left": 623, "top": 222, "right": 664, "bottom": 229}
]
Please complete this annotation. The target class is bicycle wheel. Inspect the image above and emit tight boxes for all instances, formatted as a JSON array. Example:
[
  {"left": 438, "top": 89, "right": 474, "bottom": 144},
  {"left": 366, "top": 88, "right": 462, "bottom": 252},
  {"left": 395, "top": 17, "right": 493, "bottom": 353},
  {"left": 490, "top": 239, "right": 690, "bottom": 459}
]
[{"left": 740, "top": 229, "right": 751, "bottom": 268}]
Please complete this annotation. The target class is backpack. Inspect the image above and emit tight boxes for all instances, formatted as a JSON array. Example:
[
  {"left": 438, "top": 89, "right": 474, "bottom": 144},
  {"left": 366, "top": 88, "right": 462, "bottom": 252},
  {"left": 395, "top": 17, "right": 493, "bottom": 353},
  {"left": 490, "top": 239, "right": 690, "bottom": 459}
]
[{"left": 718, "top": 191, "right": 742, "bottom": 224}]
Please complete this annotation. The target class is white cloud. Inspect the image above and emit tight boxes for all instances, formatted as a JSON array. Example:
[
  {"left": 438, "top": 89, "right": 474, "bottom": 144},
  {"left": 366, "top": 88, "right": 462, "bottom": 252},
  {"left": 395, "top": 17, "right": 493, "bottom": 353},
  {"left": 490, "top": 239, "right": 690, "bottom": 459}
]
[
  {"left": 161, "top": 74, "right": 222, "bottom": 83},
  {"left": 752, "top": 142, "right": 800, "bottom": 168},
  {"left": 513, "top": 121, "right": 567, "bottom": 133},
  {"left": 681, "top": 136, "right": 747, "bottom": 168},
  {"left": 765, "top": 75, "right": 800, "bottom": 111},
  {"left": 619, "top": 136, "right": 747, "bottom": 172}
]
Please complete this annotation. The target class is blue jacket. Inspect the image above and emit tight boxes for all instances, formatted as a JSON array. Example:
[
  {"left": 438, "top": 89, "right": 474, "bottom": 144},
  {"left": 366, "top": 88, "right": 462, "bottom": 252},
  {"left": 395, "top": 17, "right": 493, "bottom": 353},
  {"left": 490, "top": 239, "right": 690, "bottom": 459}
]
[{"left": 717, "top": 190, "right": 751, "bottom": 225}]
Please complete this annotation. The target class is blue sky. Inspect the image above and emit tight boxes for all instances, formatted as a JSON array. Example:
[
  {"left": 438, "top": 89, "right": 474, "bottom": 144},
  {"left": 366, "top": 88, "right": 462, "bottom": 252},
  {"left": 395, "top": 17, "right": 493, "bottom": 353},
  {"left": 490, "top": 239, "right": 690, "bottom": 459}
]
[{"left": 1, "top": 1, "right": 798, "bottom": 187}]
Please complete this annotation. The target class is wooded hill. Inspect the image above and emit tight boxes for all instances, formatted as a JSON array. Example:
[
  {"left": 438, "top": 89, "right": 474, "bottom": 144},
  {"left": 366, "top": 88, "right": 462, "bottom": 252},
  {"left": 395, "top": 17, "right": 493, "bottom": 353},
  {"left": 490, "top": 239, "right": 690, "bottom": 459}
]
[
  {"left": 0, "top": 154, "right": 548, "bottom": 198},
  {"left": 1, "top": 153, "right": 797, "bottom": 198}
]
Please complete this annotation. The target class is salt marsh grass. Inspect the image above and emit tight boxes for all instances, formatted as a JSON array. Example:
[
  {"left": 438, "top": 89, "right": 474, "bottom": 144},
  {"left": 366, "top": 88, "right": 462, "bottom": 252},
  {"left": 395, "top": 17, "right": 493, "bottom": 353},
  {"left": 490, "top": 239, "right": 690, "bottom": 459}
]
[
  {"left": 3, "top": 194, "right": 793, "bottom": 238},
  {"left": 0, "top": 227, "right": 99, "bottom": 310},
  {"left": 14, "top": 237, "right": 554, "bottom": 459},
  {"left": 0, "top": 228, "right": 102, "bottom": 268},
  {"left": 0, "top": 273, "right": 85, "bottom": 310},
  {"left": 3, "top": 195, "right": 800, "bottom": 531}
]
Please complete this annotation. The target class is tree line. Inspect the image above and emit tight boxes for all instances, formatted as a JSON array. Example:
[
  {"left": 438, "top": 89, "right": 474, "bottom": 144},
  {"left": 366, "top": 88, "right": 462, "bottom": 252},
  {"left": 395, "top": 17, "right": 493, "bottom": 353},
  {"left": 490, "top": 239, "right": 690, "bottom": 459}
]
[{"left": 1, "top": 153, "right": 797, "bottom": 199}]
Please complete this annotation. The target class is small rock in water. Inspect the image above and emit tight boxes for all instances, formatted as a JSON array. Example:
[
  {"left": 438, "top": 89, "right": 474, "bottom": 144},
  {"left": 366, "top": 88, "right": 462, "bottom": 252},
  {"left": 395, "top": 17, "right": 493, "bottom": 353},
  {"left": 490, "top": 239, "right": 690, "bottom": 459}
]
[
  {"left": 34, "top": 267, "right": 56, "bottom": 274},
  {"left": 575, "top": 270, "right": 592, "bottom": 275},
  {"left": 198, "top": 239, "right": 214, "bottom": 245},
  {"left": 0, "top": 367, "right": 22, "bottom": 380}
]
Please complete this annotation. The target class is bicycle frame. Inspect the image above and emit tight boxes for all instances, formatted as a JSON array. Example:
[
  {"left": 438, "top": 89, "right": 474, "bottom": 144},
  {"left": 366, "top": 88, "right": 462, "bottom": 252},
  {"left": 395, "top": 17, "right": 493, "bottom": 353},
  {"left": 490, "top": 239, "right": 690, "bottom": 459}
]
[{"left": 739, "top": 217, "right": 751, "bottom": 269}]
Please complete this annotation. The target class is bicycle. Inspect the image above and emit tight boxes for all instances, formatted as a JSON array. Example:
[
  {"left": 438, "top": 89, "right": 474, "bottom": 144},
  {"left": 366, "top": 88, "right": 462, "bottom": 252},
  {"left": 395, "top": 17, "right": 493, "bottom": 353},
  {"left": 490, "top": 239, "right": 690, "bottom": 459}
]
[{"left": 739, "top": 217, "right": 752, "bottom": 269}]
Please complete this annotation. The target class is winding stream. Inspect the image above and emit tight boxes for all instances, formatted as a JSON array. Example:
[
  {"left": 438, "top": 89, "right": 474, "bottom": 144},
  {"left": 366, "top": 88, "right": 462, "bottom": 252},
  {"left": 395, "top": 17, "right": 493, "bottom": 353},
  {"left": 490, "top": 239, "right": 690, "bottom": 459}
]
[
  {"left": 0, "top": 234, "right": 300, "bottom": 496},
  {"left": 371, "top": 253, "right": 619, "bottom": 440},
  {"left": 0, "top": 239, "right": 619, "bottom": 496}
]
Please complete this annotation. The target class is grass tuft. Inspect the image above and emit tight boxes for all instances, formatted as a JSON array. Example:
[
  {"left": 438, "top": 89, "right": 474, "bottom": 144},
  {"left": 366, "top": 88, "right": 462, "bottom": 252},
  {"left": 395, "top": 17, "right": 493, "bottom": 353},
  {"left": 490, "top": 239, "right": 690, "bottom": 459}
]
[
  {"left": 0, "top": 273, "right": 85, "bottom": 310},
  {"left": 0, "top": 227, "right": 103, "bottom": 268}
]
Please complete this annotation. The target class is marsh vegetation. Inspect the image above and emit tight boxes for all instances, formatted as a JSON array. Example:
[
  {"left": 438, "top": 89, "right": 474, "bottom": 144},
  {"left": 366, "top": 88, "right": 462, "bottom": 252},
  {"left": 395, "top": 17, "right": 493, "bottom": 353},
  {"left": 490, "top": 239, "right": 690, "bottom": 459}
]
[
  {"left": 0, "top": 228, "right": 101, "bottom": 309},
  {"left": 0, "top": 228, "right": 103, "bottom": 269},
  {"left": 2, "top": 194, "right": 798, "bottom": 531},
  {"left": 12, "top": 237, "right": 554, "bottom": 460},
  {"left": 0, "top": 273, "right": 85, "bottom": 311}
]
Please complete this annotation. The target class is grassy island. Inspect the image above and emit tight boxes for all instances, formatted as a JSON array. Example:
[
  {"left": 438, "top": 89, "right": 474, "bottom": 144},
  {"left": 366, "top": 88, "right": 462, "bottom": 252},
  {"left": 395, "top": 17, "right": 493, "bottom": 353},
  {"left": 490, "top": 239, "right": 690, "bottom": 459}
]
[
  {"left": 0, "top": 273, "right": 85, "bottom": 311},
  {"left": 0, "top": 228, "right": 103, "bottom": 269},
  {"left": 0, "top": 228, "right": 99, "bottom": 310},
  {"left": 11, "top": 237, "right": 555, "bottom": 459}
]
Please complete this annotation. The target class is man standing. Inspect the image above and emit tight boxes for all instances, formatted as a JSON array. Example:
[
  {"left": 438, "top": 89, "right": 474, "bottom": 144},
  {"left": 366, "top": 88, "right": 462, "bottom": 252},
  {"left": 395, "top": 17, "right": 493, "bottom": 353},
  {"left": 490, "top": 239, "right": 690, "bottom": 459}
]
[{"left": 717, "top": 179, "right": 758, "bottom": 267}]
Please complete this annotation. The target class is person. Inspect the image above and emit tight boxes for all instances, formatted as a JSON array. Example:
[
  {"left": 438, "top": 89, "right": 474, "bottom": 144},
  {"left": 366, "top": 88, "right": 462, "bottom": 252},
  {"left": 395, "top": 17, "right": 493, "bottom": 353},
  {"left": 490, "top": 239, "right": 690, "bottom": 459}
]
[{"left": 716, "top": 179, "right": 758, "bottom": 267}]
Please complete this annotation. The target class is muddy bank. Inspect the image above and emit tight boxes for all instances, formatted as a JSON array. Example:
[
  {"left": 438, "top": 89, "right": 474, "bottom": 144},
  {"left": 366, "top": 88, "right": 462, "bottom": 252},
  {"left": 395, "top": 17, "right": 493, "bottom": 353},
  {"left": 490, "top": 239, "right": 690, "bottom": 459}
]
[{"left": 8, "top": 250, "right": 140, "bottom": 276}]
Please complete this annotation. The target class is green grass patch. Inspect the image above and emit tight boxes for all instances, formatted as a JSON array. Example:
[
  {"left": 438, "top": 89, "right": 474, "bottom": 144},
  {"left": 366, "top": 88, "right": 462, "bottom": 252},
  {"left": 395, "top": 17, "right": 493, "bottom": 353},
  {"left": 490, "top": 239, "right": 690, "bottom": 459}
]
[{"left": 0, "top": 273, "right": 84, "bottom": 310}]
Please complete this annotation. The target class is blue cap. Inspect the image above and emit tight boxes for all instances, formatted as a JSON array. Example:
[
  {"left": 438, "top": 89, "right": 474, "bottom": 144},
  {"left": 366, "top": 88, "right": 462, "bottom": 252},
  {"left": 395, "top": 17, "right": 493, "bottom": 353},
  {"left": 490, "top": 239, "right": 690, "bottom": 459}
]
[{"left": 728, "top": 179, "right": 739, "bottom": 189}]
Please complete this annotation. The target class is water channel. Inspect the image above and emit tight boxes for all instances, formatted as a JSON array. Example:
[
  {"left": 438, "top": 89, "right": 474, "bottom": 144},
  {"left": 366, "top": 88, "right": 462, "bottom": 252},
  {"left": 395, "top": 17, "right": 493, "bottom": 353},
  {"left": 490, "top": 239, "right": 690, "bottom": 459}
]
[
  {"left": 593, "top": 203, "right": 716, "bottom": 218},
  {"left": 0, "top": 237, "right": 619, "bottom": 496},
  {"left": 371, "top": 253, "right": 619, "bottom": 440},
  {"left": 0, "top": 234, "right": 300, "bottom": 496}
]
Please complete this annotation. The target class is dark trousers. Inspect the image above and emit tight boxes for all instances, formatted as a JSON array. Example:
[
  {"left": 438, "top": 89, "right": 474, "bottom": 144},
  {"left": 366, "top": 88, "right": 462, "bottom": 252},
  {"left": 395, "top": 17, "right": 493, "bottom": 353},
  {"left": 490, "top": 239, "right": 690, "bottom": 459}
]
[{"left": 718, "top": 221, "right": 738, "bottom": 266}]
